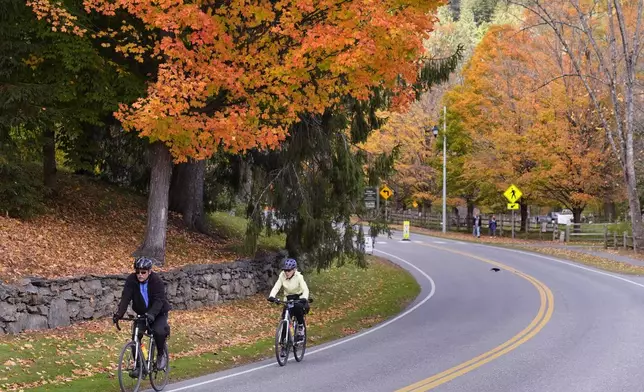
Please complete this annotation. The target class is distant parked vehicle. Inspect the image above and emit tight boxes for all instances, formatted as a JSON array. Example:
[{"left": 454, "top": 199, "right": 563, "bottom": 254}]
[{"left": 548, "top": 209, "right": 574, "bottom": 225}]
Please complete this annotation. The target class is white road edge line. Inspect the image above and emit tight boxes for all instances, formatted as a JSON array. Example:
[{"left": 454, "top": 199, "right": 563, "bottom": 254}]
[
  {"left": 500, "top": 247, "right": 644, "bottom": 289},
  {"left": 163, "top": 249, "right": 436, "bottom": 392}
]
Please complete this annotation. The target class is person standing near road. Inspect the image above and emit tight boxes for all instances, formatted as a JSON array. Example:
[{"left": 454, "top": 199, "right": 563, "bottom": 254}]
[
  {"left": 489, "top": 215, "right": 497, "bottom": 237},
  {"left": 473, "top": 214, "right": 481, "bottom": 238}
]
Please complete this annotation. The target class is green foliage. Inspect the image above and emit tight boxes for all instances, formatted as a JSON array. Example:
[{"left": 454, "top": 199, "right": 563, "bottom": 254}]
[
  {"left": 1, "top": 0, "right": 145, "bottom": 182},
  {"left": 0, "top": 154, "right": 46, "bottom": 219}
]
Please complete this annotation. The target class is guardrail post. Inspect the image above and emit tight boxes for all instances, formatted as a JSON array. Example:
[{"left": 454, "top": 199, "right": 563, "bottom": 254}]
[
  {"left": 624, "top": 231, "right": 628, "bottom": 250},
  {"left": 614, "top": 231, "right": 618, "bottom": 249},
  {"left": 634, "top": 234, "right": 638, "bottom": 253}
]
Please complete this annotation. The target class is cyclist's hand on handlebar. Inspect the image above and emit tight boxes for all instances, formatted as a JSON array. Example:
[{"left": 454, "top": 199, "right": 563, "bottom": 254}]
[
  {"left": 145, "top": 313, "right": 155, "bottom": 324},
  {"left": 267, "top": 296, "right": 277, "bottom": 303},
  {"left": 112, "top": 313, "right": 120, "bottom": 324}
]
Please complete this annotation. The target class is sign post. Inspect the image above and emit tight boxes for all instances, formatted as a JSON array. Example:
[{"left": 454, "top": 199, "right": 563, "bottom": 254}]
[
  {"left": 380, "top": 185, "right": 393, "bottom": 222},
  {"left": 403, "top": 221, "right": 410, "bottom": 241},
  {"left": 364, "top": 187, "right": 377, "bottom": 210},
  {"left": 364, "top": 235, "right": 373, "bottom": 254},
  {"left": 503, "top": 184, "right": 523, "bottom": 239}
]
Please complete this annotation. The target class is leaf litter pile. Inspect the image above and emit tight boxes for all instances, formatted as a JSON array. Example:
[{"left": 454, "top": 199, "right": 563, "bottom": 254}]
[
  {"left": 0, "top": 258, "right": 418, "bottom": 391},
  {"left": 0, "top": 173, "right": 237, "bottom": 283}
]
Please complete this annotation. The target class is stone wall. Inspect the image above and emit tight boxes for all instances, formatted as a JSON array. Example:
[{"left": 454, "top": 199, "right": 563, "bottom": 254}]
[{"left": 0, "top": 253, "right": 281, "bottom": 334}]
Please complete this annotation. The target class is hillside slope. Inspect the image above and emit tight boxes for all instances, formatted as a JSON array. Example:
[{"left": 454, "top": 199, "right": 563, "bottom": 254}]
[{"left": 0, "top": 173, "right": 238, "bottom": 282}]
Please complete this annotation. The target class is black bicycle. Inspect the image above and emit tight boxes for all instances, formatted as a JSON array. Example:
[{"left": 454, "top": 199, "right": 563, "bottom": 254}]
[
  {"left": 115, "top": 315, "right": 169, "bottom": 392},
  {"left": 270, "top": 297, "right": 313, "bottom": 366}
]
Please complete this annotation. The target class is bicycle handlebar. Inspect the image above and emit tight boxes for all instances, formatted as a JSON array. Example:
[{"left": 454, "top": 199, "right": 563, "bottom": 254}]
[
  {"left": 114, "top": 314, "right": 148, "bottom": 331},
  {"left": 270, "top": 297, "right": 314, "bottom": 305}
]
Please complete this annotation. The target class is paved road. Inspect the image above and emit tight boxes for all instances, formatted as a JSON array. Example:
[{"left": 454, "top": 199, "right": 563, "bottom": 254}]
[{"left": 155, "top": 232, "right": 644, "bottom": 392}]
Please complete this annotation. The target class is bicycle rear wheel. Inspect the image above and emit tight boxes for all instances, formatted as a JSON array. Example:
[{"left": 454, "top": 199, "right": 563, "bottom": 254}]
[
  {"left": 118, "top": 341, "right": 143, "bottom": 392},
  {"left": 149, "top": 341, "right": 170, "bottom": 391},
  {"left": 274, "top": 320, "right": 290, "bottom": 366},
  {"left": 293, "top": 319, "right": 306, "bottom": 362}
]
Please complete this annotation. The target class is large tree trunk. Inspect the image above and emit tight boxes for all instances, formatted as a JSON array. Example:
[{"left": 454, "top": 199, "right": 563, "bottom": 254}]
[
  {"left": 135, "top": 142, "right": 173, "bottom": 265},
  {"left": 42, "top": 129, "right": 57, "bottom": 191},
  {"left": 520, "top": 203, "right": 528, "bottom": 232},
  {"left": 182, "top": 159, "right": 206, "bottom": 232},
  {"left": 169, "top": 159, "right": 207, "bottom": 232},
  {"left": 603, "top": 200, "right": 616, "bottom": 222},
  {"left": 466, "top": 201, "right": 474, "bottom": 231},
  {"left": 624, "top": 163, "right": 644, "bottom": 248},
  {"left": 236, "top": 156, "right": 253, "bottom": 206},
  {"left": 572, "top": 207, "right": 583, "bottom": 233}
]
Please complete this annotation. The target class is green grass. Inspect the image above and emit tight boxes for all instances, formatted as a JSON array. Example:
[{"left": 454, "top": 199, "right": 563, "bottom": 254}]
[
  {"left": 1, "top": 257, "right": 419, "bottom": 391},
  {"left": 208, "top": 211, "right": 286, "bottom": 252}
]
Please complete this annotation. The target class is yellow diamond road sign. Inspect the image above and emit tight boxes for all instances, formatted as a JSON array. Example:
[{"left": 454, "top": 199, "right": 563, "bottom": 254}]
[
  {"left": 507, "top": 203, "right": 520, "bottom": 210},
  {"left": 380, "top": 185, "right": 393, "bottom": 200},
  {"left": 412, "top": 200, "right": 418, "bottom": 208},
  {"left": 503, "top": 184, "right": 523, "bottom": 203}
]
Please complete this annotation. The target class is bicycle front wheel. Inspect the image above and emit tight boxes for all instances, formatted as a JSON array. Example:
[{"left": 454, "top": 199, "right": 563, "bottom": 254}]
[
  {"left": 118, "top": 341, "right": 143, "bottom": 392},
  {"left": 293, "top": 319, "right": 306, "bottom": 362},
  {"left": 274, "top": 320, "right": 289, "bottom": 366},
  {"left": 150, "top": 341, "right": 170, "bottom": 391}
]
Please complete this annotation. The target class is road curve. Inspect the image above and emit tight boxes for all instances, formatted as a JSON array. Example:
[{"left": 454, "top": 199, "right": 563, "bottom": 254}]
[{"left": 154, "top": 231, "right": 644, "bottom": 392}]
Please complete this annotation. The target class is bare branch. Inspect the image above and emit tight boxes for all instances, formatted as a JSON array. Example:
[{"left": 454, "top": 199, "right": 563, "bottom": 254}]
[{"left": 530, "top": 72, "right": 606, "bottom": 92}]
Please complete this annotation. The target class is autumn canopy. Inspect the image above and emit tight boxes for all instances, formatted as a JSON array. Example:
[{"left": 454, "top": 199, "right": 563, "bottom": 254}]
[{"left": 29, "top": 0, "right": 444, "bottom": 160}]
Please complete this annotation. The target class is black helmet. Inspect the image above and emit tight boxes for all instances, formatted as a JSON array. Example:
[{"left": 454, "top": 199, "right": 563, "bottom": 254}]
[{"left": 134, "top": 256, "right": 154, "bottom": 270}]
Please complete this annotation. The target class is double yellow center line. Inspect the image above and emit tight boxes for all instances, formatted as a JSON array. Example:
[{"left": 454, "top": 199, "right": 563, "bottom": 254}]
[{"left": 396, "top": 245, "right": 555, "bottom": 392}]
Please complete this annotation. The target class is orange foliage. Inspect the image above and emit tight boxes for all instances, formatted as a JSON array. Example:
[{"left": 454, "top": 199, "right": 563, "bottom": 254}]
[
  {"left": 360, "top": 104, "right": 437, "bottom": 206},
  {"left": 446, "top": 24, "right": 620, "bottom": 209},
  {"left": 28, "top": 0, "right": 445, "bottom": 160}
]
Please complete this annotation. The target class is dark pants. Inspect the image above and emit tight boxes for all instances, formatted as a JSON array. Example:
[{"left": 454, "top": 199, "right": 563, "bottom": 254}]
[
  {"left": 135, "top": 313, "right": 170, "bottom": 357},
  {"left": 279, "top": 296, "right": 309, "bottom": 340}
]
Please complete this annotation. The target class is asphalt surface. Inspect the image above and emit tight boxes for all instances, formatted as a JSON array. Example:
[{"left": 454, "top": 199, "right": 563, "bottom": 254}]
[{"left": 154, "top": 232, "right": 644, "bottom": 392}]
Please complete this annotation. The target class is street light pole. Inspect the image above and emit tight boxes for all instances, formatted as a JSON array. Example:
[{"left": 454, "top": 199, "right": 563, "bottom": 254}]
[{"left": 442, "top": 106, "right": 447, "bottom": 233}]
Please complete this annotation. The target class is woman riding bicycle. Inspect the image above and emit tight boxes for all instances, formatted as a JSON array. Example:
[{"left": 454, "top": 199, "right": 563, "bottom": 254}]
[{"left": 267, "top": 258, "right": 310, "bottom": 341}]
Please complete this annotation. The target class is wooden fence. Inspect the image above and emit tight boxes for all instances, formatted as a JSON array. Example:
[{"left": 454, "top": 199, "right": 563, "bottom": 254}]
[{"left": 387, "top": 212, "right": 638, "bottom": 252}]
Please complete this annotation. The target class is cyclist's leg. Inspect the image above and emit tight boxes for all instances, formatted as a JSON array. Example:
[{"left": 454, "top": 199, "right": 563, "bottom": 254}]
[
  {"left": 151, "top": 313, "right": 170, "bottom": 356},
  {"left": 292, "top": 304, "right": 305, "bottom": 325},
  {"left": 280, "top": 307, "right": 287, "bottom": 341},
  {"left": 151, "top": 313, "right": 170, "bottom": 369},
  {"left": 292, "top": 304, "right": 305, "bottom": 338}
]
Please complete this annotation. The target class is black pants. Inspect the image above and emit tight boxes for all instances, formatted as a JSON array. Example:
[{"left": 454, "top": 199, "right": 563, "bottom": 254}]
[
  {"left": 280, "top": 296, "right": 309, "bottom": 340},
  {"left": 135, "top": 313, "right": 170, "bottom": 357}
]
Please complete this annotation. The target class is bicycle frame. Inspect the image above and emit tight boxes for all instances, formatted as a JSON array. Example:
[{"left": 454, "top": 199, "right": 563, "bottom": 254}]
[
  {"left": 134, "top": 321, "right": 155, "bottom": 372},
  {"left": 117, "top": 315, "right": 155, "bottom": 373}
]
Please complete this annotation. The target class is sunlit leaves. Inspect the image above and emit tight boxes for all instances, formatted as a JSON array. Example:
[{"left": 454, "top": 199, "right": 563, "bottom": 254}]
[{"left": 29, "top": 0, "right": 443, "bottom": 161}]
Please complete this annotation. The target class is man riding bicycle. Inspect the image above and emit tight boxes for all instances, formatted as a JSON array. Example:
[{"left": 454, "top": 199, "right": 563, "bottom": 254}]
[
  {"left": 267, "top": 258, "right": 310, "bottom": 346},
  {"left": 113, "top": 257, "right": 171, "bottom": 371}
]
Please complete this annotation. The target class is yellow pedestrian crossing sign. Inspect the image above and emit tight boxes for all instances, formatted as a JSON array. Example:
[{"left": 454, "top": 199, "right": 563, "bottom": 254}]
[
  {"left": 412, "top": 200, "right": 418, "bottom": 208},
  {"left": 503, "top": 184, "right": 523, "bottom": 203},
  {"left": 507, "top": 203, "right": 519, "bottom": 210},
  {"left": 380, "top": 185, "right": 393, "bottom": 200}
]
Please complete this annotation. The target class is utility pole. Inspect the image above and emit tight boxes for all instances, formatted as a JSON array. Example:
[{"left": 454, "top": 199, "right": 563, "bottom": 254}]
[{"left": 442, "top": 106, "right": 447, "bottom": 233}]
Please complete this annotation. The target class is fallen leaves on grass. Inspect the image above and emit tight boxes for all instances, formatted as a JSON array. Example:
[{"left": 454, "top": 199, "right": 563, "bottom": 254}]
[
  {"left": 517, "top": 246, "right": 644, "bottom": 275},
  {"left": 0, "top": 174, "right": 237, "bottom": 282},
  {"left": 0, "top": 260, "right": 407, "bottom": 391}
]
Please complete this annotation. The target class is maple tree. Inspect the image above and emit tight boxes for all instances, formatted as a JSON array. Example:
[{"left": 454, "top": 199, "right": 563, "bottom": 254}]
[
  {"left": 506, "top": 0, "right": 644, "bottom": 243},
  {"left": 444, "top": 24, "right": 620, "bottom": 228},
  {"left": 360, "top": 105, "right": 438, "bottom": 210},
  {"left": 28, "top": 0, "right": 445, "bottom": 263}
]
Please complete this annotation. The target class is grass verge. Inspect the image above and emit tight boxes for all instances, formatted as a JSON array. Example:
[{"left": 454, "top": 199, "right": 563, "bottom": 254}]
[
  {"left": 208, "top": 212, "right": 286, "bottom": 252},
  {"left": 0, "top": 256, "right": 419, "bottom": 391}
]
